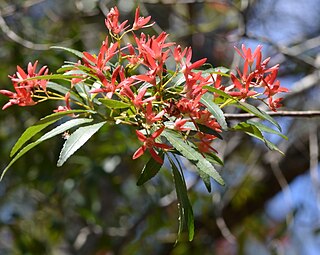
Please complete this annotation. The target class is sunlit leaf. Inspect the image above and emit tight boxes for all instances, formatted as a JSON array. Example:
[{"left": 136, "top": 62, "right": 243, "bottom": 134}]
[
  {"left": 237, "top": 102, "right": 281, "bottom": 131},
  {"left": 200, "top": 92, "right": 228, "bottom": 130},
  {"left": 10, "top": 110, "right": 88, "bottom": 157},
  {"left": 74, "top": 83, "right": 91, "bottom": 104},
  {"left": 233, "top": 122, "right": 284, "bottom": 154},
  {"left": 1, "top": 118, "right": 93, "bottom": 181},
  {"left": 171, "top": 72, "right": 186, "bottom": 87},
  {"left": 99, "top": 98, "right": 131, "bottom": 109},
  {"left": 27, "top": 74, "right": 84, "bottom": 80},
  {"left": 199, "top": 66, "right": 230, "bottom": 77},
  {"left": 247, "top": 120, "right": 288, "bottom": 140},
  {"left": 57, "top": 121, "right": 106, "bottom": 167},
  {"left": 203, "top": 86, "right": 236, "bottom": 101},
  {"left": 204, "top": 152, "right": 224, "bottom": 166},
  {"left": 46, "top": 82, "right": 80, "bottom": 101},
  {"left": 51, "top": 46, "right": 84, "bottom": 59},
  {"left": 264, "top": 139, "right": 284, "bottom": 155},
  {"left": 232, "top": 122, "right": 264, "bottom": 140},
  {"left": 162, "top": 130, "right": 225, "bottom": 188}
]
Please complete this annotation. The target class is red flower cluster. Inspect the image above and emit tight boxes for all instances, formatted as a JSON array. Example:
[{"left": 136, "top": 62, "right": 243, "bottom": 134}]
[
  {"left": 228, "top": 44, "right": 289, "bottom": 111},
  {"left": 0, "top": 61, "right": 48, "bottom": 110},
  {"left": 0, "top": 6, "right": 288, "bottom": 164}
]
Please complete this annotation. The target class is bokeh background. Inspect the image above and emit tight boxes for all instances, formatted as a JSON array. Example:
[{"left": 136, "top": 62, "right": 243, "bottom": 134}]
[{"left": 0, "top": 0, "right": 320, "bottom": 254}]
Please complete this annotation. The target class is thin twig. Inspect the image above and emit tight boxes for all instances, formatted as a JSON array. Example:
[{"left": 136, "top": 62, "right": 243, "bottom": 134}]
[
  {"left": 216, "top": 216, "right": 236, "bottom": 243},
  {"left": 225, "top": 110, "right": 320, "bottom": 119}
]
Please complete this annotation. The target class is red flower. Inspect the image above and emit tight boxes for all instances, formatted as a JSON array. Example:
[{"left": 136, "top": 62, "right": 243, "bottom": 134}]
[
  {"left": 228, "top": 73, "right": 257, "bottom": 100},
  {"left": 83, "top": 38, "right": 118, "bottom": 87},
  {"left": 124, "top": 44, "right": 141, "bottom": 65},
  {"left": 144, "top": 102, "right": 165, "bottom": 125},
  {"left": 133, "top": 127, "right": 171, "bottom": 164},
  {"left": 132, "top": 6, "right": 153, "bottom": 30},
  {"left": 105, "top": 7, "right": 128, "bottom": 34},
  {"left": 0, "top": 85, "right": 35, "bottom": 110},
  {"left": 120, "top": 86, "right": 155, "bottom": 109},
  {"left": 174, "top": 118, "right": 191, "bottom": 132},
  {"left": 196, "top": 110, "right": 222, "bottom": 133},
  {"left": 268, "top": 97, "right": 284, "bottom": 112},
  {"left": 176, "top": 94, "right": 202, "bottom": 116},
  {"left": 234, "top": 44, "right": 262, "bottom": 68},
  {"left": 54, "top": 92, "right": 71, "bottom": 113},
  {"left": 90, "top": 65, "right": 123, "bottom": 98},
  {"left": 181, "top": 47, "right": 207, "bottom": 76},
  {"left": 0, "top": 61, "right": 48, "bottom": 110},
  {"left": 173, "top": 45, "right": 187, "bottom": 63},
  {"left": 195, "top": 132, "right": 218, "bottom": 154},
  {"left": 11, "top": 61, "right": 48, "bottom": 90},
  {"left": 133, "top": 32, "right": 173, "bottom": 79},
  {"left": 261, "top": 69, "right": 289, "bottom": 97}
]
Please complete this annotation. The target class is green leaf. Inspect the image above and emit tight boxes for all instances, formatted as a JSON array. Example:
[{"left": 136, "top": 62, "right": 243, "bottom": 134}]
[
  {"left": 162, "top": 130, "right": 224, "bottom": 188},
  {"left": 46, "top": 82, "right": 80, "bottom": 101},
  {"left": 232, "top": 122, "right": 264, "bottom": 140},
  {"left": 27, "top": 74, "right": 84, "bottom": 81},
  {"left": 246, "top": 120, "right": 288, "bottom": 140},
  {"left": 51, "top": 46, "right": 84, "bottom": 59},
  {"left": 169, "top": 157, "right": 194, "bottom": 242},
  {"left": 203, "top": 86, "right": 236, "bottom": 101},
  {"left": 264, "top": 140, "right": 284, "bottom": 154},
  {"left": 74, "top": 83, "right": 91, "bottom": 104},
  {"left": 233, "top": 122, "right": 284, "bottom": 154},
  {"left": 199, "top": 66, "right": 230, "bottom": 76},
  {"left": 99, "top": 98, "right": 131, "bottom": 109},
  {"left": 10, "top": 110, "right": 88, "bottom": 157},
  {"left": 200, "top": 92, "right": 228, "bottom": 131},
  {"left": 137, "top": 153, "right": 164, "bottom": 186},
  {"left": 238, "top": 102, "right": 282, "bottom": 131},
  {"left": 198, "top": 124, "right": 223, "bottom": 140},
  {"left": 211, "top": 66, "right": 230, "bottom": 74},
  {"left": 1, "top": 118, "right": 93, "bottom": 181},
  {"left": 204, "top": 152, "right": 224, "bottom": 166},
  {"left": 63, "top": 70, "right": 87, "bottom": 76},
  {"left": 171, "top": 72, "right": 186, "bottom": 87},
  {"left": 56, "top": 64, "right": 95, "bottom": 78},
  {"left": 57, "top": 121, "right": 106, "bottom": 167}
]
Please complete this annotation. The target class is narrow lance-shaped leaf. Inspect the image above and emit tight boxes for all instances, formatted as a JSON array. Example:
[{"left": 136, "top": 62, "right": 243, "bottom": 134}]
[
  {"left": 238, "top": 102, "right": 282, "bottom": 131},
  {"left": 245, "top": 121, "right": 286, "bottom": 154},
  {"left": 46, "top": 82, "right": 81, "bottom": 102},
  {"left": 1, "top": 118, "right": 93, "bottom": 181},
  {"left": 233, "top": 121, "right": 284, "bottom": 154},
  {"left": 99, "top": 98, "right": 131, "bottom": 109},
  {"left": 51, "top": 46, "right": 84, "bottom": 59},
  {"left": 57, "top": 121, "right": 106, "bottom": 167},
  {"left": 232, "top": 122, "right": 264, "bottom": 140},
  {"left": 198, "top": 66, "right": 230, "bottom": 77},
  {"left": 169, "top": 157, "right": 194, "bottom": 242},
  {"left": 200, "top": 92, "right": 228, "bottom": 131},
  {"left": 10, "top": 110, "right": 88, "bottom": 157},
  {"left": 204, "top": 152, "right": 224, "bottom": 166},
  {"left": 27, "top": 74, "right": 85, "bottom": 81},
  {"left": 246, "top": 120, "right": 288, "bottom": 140},
  {"left": 162, "top": 130, "right": 225, "bottom": 188},
  {"left": 137, "top": 152, "right": 164, "bottom": 186},
  {"left": 203, "top": 86, "right": 236, "bottom": 101}
]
